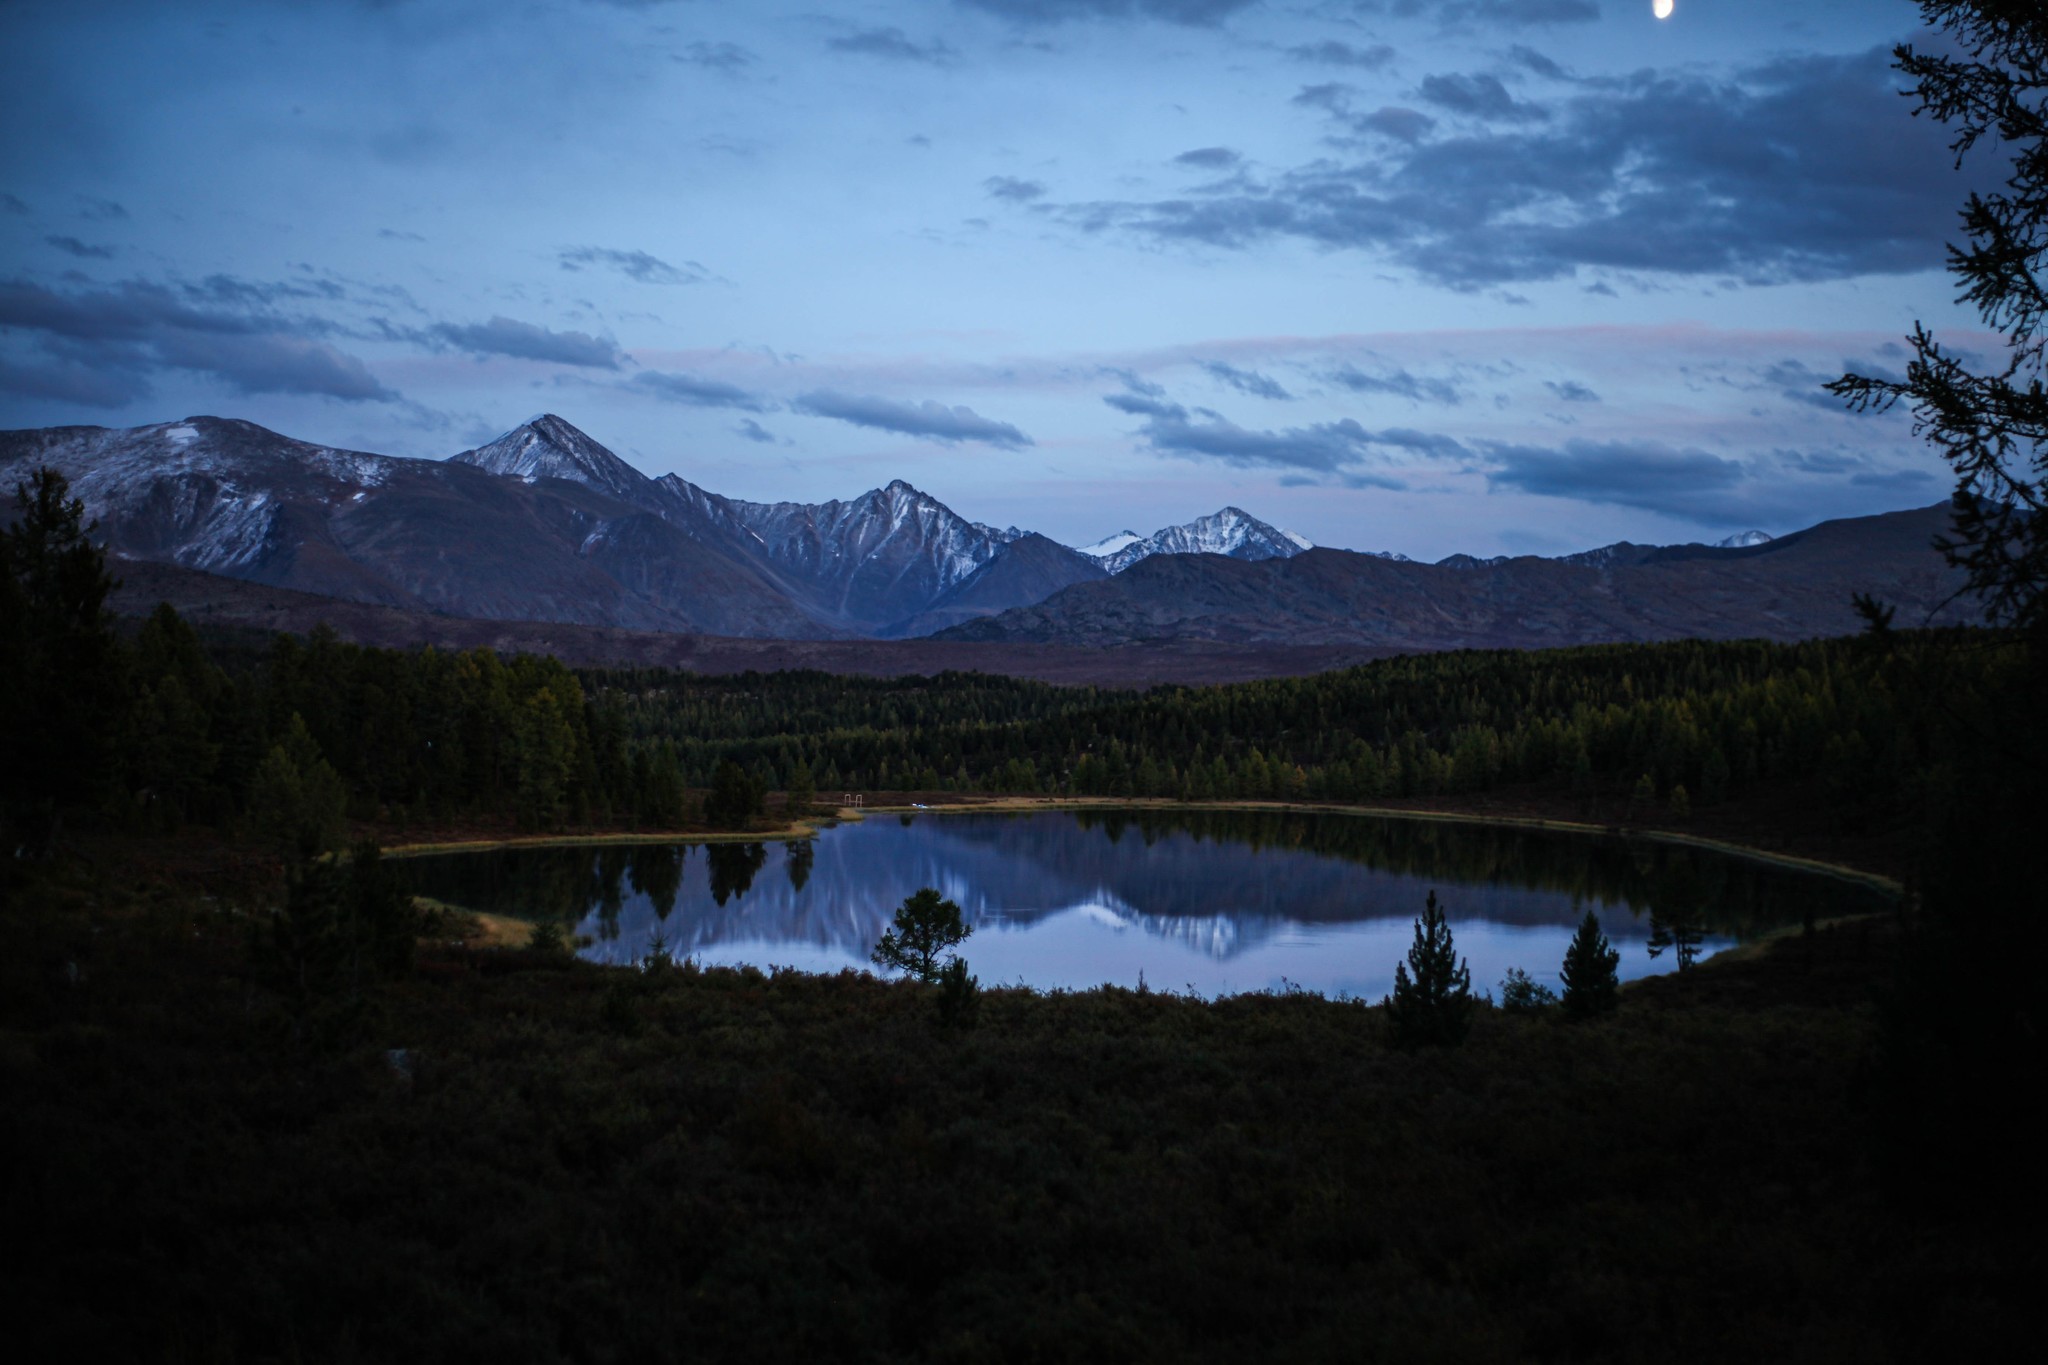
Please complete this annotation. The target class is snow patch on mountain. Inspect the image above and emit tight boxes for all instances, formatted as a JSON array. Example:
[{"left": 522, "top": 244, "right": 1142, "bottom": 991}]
[
  {"left": 1097, "top": 507, "right": 1311, "bottom": 574},
  {"left": 449, "top": 414, "right": 650, "bottom": 504},
  {"left": 1715, "top": 530, "right": 1774, "bottom": 548},
  {"left": 1074, "top": 530, "right": 1142, "bottom": 559},
  {"left": 726, "top": 477, "right": 1012, "bottom": 616}
]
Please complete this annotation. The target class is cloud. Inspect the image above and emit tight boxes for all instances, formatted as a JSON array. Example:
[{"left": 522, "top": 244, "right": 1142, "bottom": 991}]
[
  {"left": 1290, "top": 41, "right": 1395, "bottom": 70},
  {"left": 1467, "top": 0, "right": 1599, "bottom": 21},
  {"left": 378, "top": 228, "right": 427, "bottom": 243},
  {"left": 1293, "top": 84, "right": 1437, "bottom": 143},
  {"left": 1479, "top": 438, "right": 1748, "bottom": 517},
  {"left": 0, "top": 194, "right": 27, "bottom": 215},
  {"left": 1327, "top": 362, "right": 1463, "bottom": 405},
  {"left": 430, "top": 316, "right": 622, "bottom": 368},
  {"left": 45, "top": 236, "right": 114, "bottom": 260},
  {"left": 155, "top": 331, "right": 395, "bottom": 400},
  {"left": 557, "top": 246, "right": 705, "bottom": 285},
  {"left": 1849, "top": 467, "right": 1938, "bottom": 492},
  {"left": 828, "top": 27, "right": 955, "bottom": 64},
  {"left": 76, "top": 197, "right": 128, "bottom": 221},
  {"left": 1348, "top": 0, "right": 1598, "bottom": 22},
  {"left": 1543, "top": 379, "right": 1599, "bottom": 402},
  {"left": 676, "top": 41, "right": 755, "bottom": 71},
  {"left": 1417, "top": 72, "right": 1548, "bottom": 123},
  {"left": 1358, "top": 106, "right": 1437, "bottom": 144},
  {"left": 630, "top": 369, "right": 770, "bottom": 412},
  {"left": 1507, "top": 45, "right": 1569, "bottom": 80},
  {"left": 0, "top": 355, "right": 152, "bottom": 408},
  {"left": 1202, "top": 361, "right": 1291, "bottom": 400},
  {"left": 985, "top": 175, "right": 1048, "bottom": 202},
  {"left": 0, "top": 276, "right": 393, "bottom": 402},
  {"left": 1057, "top": 45, "right": 1969, "bottom": 289},
  {"left": 956, "top": 0, "right": 1258, "bottom": 25},
  {"left": 733, "top": 418, "right": 780, "bottom": 444},
  {"left": 794, "top": 390, "right": 1033, "bottom": 448},
  {"left": 1175, "top": 147, "right": 1242, "bottom": 169},
  {"left": 1104, "top": 390, "right": 1424, "bottom": 481}
]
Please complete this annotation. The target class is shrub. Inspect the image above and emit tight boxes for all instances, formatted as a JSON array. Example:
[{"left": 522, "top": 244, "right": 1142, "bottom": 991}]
[
  {"left": 1499, "top": 967, "right": 1559, "bottom": 1015},
  {"left": 933, "top": 957, "right": 981, "bottom": 1031}
]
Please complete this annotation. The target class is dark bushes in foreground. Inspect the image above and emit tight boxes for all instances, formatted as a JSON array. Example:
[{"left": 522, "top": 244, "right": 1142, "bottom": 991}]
[{"left": 1, "top": 870, "right": 2030, "bottom": 1363}]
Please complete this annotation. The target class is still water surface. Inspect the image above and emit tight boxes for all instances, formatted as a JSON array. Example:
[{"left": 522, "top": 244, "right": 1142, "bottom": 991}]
[{"left": 395, "top": 809, "right": 1892, "bottom": 998}]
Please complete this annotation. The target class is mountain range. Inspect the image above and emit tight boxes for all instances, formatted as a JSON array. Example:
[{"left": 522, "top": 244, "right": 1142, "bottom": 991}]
[{"left": 0, "top": 412, "right": 1980, "bottom": 667}]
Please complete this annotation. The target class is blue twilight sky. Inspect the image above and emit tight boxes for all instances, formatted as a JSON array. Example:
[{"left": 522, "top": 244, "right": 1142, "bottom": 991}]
[{"left": 0, "top": 0, "right": 1992, "bottom": 558}]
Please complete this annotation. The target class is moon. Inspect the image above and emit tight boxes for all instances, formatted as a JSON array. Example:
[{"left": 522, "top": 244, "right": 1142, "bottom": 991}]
[{"left": 1654, "top": 0, "right": 1675, "bottom": 16}]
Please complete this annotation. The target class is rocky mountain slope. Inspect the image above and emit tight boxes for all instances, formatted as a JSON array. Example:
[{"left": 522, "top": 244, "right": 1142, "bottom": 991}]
[
  {"left": 1086, "top": 506, "right": 1312, "bottom": 574},
  {"left": 939, "top": 504, "right": 1975, "bottom": 651},
  {"left": 721, "top": 480, "right": 1020, "bottom": 633},
  {"left": 882, "top": 533, "right": 1109, "bottom": 639},
  {"left": 4, "top": 412, "right": 1974, "bottom": 658},
  {"left": 0, "top": 415, "right": 1052, "bottom": 640},
  {"left": 105, "top": 558, "right": 1389, "bottom": 687},
  {"left": 1, "top": 416, "right": 828, "bottom": 638}
]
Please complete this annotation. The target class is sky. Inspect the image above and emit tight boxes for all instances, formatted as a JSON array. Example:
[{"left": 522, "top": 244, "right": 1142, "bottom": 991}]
[{"left": 0, "top": 0, "right": 1993, "bottom": 559}]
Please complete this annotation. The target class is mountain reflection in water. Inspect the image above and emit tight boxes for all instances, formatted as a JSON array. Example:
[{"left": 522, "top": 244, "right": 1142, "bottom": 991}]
[{"left": 394, "top": 810, "right": 1891, "bottom": 998}]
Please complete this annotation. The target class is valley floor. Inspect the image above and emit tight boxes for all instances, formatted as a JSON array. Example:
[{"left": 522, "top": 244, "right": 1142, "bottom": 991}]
[{"left": 0, "top": 809, "right": 2027, "bottom": 1362}]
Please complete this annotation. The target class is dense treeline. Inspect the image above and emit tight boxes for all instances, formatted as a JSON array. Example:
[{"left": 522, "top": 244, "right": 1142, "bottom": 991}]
[
  {"left": 0, "top": 466, "right": 2023, "bottom": 852},
  {"left": 57, "top": 608, "right": 2034, "bottom": 845},
  {"left": 590, "top": 631, "right": 2017, "bottom": 833}
]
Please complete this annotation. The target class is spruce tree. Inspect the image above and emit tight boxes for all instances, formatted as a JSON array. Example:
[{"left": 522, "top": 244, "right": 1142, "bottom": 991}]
[
  {"left": 1385, "top": 889, "right": 1474, "bottom": 1047},
  {"left": 1560, "top": 911, "right": 1622, "bottom": 1020}
]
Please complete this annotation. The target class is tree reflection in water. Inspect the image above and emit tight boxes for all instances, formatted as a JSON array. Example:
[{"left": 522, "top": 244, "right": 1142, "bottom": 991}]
[
  {"left": 392, "top": 810, "right": 1893, "bottom": 991},
  {"left": 707, "top": 842, "right": 766, "bottom": 907}
]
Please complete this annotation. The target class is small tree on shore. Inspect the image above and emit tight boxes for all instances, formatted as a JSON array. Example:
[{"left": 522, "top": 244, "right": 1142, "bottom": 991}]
[
  {"left": 1385, "top": 890, "right": 1474, "bottom": 1047},
  {"left": 1560, "top": 911, "right": 1622, "bottom": 1020},
  {"left": 1647, "top": 912, "right": 1706, "bottom": 972},
  {"left": 872, "top": 887, "right": 971, "bottom": 984}
]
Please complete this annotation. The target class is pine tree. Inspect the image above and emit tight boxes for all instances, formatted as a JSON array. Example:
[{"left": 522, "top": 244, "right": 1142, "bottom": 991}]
[
  {"left": 1830, "top": 2, "right": 2048, "bottom": 645},
  {"left": 1385, "top": 889, "right": 1474, "bottom": 1047},
  {"left": 251, "top": 714, "right": 349, "bottom": 862},
  {"left": 1560, "top": 911, "right": 1622, "bottom": 1020},
  {"left": 0, "top": 467, "right": 123, "bottom": 852},
  {"left": 871, "top": 886, "right": 972, "bottom": 984}
]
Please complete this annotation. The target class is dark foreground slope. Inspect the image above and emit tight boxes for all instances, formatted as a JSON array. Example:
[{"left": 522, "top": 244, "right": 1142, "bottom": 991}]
[
  {"left": 2, "top": 859, "right": 2027, "bottom": 1363},
  {"left": 940, "top": 504, "right": 1973, "bottom": 649}
]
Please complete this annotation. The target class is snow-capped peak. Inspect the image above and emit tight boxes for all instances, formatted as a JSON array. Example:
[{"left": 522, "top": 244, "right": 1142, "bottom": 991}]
[
  {"left": 1714, "top": 530, "right": 1773, "bottom": 549},
  {"left": 1098, "top": 507, "right": 1312, "bottom": 574},
  {"left": 1074, "top": 530, "right": 1142, "bottom": 559},
  {"left": 450, "top": 414, "right": 651, "bottom": 504}
]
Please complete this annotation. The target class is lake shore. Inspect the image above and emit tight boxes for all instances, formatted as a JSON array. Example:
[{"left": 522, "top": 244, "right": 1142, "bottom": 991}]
[{"left": 380, "top": 792, "right": 1904, "bottom": 901}]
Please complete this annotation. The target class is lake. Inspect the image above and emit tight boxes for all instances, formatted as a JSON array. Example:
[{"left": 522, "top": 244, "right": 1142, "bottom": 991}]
[{"left": 393, "top": 808, "right": 1893, "bottom": 999}]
